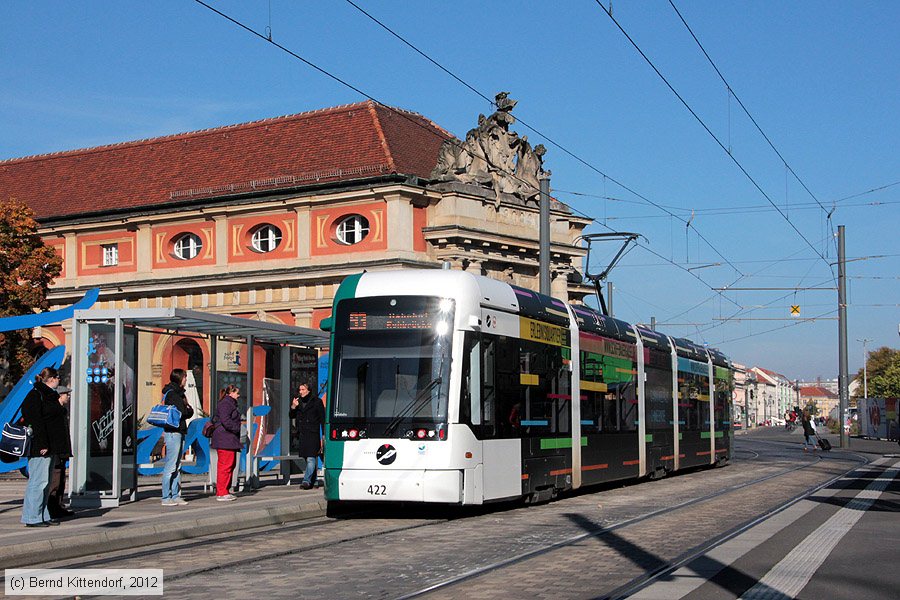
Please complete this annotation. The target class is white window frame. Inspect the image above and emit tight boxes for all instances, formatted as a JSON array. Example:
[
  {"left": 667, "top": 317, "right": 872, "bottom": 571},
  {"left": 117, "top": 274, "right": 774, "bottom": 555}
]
[
  {"left": 173, "top": 233, "right": 203, "bottom": 260},
  {"left": 250, "top": 224, "right": 282, "bottom": 253},
  {"left": 102, "top": 243, "right": 118, "bottom": 267},
  {"left": 335, "top": 215, "right": 370, "bottom": 245}
]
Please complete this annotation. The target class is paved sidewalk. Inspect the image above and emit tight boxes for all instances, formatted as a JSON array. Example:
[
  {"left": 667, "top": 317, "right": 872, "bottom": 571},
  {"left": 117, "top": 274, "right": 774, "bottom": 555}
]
[{"left": 0, "top": 473, "right": 326, "bottom": 569}]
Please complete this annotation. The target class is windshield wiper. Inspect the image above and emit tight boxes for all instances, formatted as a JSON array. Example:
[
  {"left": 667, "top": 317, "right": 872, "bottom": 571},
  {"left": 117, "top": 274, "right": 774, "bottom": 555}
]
[{"left": 384, "top": 376, "right": 442, "bottom": 437}]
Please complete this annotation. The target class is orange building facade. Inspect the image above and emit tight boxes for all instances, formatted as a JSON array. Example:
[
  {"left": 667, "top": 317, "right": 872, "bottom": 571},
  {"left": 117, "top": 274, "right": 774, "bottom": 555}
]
[{"left": 2, "top": 100, "right": 591, "bottom": 420}]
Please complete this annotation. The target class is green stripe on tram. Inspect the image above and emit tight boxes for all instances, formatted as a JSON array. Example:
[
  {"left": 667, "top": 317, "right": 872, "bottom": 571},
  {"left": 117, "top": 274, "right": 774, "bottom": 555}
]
[
  {"left": 700, "top": 431, "right": 725, "bottom": 439},
  {"left": 323, "top": 272, "right": 363, "bottom": 501},
  {"left": 540, "top": 437, "right": 588, "bottom": 450}
]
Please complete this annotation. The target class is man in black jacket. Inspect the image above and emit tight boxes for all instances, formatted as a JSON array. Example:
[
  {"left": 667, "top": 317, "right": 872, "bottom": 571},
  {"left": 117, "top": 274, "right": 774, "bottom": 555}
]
[{"left": 289, "top": 383, "right": 324, "bottom": 489}]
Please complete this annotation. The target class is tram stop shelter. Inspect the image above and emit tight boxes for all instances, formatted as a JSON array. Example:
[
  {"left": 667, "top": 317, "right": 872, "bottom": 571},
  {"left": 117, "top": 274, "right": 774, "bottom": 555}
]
[{"left": 69, "top": 307, "right": 329, "bottom": 508}]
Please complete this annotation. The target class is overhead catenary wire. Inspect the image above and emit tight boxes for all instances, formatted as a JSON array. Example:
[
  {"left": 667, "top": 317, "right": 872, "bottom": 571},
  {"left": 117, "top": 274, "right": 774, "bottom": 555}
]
[
  {"left": 342, "top": 0, "right": 745, "bottom": 278},
  {"left": 191, "top": 0, "right": 744, "bottom": 321},
  {"left": 592, "top": 0, "right": 835, "bottom": 280},
  {"left": 667, "top": 0, "right": 834, "bottom": 222},
  {"left": 192, "top": 1, "right": 886, "bottom": 349}
]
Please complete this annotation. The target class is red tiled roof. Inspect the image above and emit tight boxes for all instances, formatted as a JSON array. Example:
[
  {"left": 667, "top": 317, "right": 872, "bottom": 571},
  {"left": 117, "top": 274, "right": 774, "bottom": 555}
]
[
  {"left": 799, "top": 386, "right": 838, "bottom": 399},
  {"left": 0, "top": 101, "right": 452, "bottom": 220},
  {"left": 755, "top": 367, "right": 787, "bottom": 380}
]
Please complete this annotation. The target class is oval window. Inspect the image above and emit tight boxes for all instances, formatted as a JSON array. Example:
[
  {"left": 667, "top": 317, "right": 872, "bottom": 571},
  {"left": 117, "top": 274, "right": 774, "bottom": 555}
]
[
  {"left": 335, "top": 215, "right": 370, "bottom": 245},
  {"left": 250, "top": 224, "right": 282, "bottom": 253},
  {"left": 173, "top": 233, "right": 203, "bottom": 260}
]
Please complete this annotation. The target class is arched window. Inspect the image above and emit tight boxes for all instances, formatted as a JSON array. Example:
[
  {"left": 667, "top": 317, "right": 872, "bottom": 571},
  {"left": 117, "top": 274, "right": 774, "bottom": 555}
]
[
  {"left": 250, "top": 224, "right": 282, "bottom": 253},
  {"left": 173, "top": 233, "right": 203, "bottom": 260},
  {"left": 335, "top": 215, "right": 370, "bottom": 245}
]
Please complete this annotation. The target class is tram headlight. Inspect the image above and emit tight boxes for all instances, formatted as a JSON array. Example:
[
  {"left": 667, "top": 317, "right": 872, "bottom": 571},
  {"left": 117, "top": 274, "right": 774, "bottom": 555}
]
[
  {"left": 435, "top": 320, "right": 449, "bottom": 336},
  {"left": 439, "top": 298, "right": 454, "bottom": 313}
]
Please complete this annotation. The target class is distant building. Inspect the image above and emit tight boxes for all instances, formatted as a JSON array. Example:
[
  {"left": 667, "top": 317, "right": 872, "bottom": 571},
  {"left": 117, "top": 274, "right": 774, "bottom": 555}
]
[
  {"left": 799, "top": 386, "right": 839, "bottom": 419},
  {"left": 797, "top": 378, "right": 839, "bottom": 395},
  {"left": 750, "top": 367, "right": 799, "bottom": 423},
  {"left": 732, "top": 362, "right": 754, "bottom": 426}
]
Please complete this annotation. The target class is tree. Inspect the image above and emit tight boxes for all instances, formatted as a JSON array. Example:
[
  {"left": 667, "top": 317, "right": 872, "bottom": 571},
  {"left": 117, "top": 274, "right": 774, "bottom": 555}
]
[
  {"left": 868, "top": 357, "right": 900, "bottom": 398},
  {"left": 853, "top": 346, "right": 900, "bottom": 399},
  {"left": 0, "top": 197, "right": 63, "bottom": 386}
]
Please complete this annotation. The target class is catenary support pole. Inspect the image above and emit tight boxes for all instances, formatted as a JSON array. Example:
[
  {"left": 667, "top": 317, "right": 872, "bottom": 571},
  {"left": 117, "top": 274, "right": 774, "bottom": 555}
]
[
  {"left": 838, "top": 225, "right": 849, "bottom": 449},
  {"left": 539, "top": 177, "right": 550, "bottom": 295}
]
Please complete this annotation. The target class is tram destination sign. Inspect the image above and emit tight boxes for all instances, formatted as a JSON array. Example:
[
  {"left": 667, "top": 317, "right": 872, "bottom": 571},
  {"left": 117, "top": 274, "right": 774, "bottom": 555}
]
[{"left": 348, "top": 310, "right": 435, "bottom": 331}]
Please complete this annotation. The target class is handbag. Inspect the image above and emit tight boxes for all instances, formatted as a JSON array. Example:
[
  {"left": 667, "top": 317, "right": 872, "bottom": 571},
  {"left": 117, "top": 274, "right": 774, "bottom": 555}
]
[
  {"left": 147, "top": 404, "right": 181, "bottom": 428},
  {"left": 202, "top": 418, "right": 217, "bottom": 438},
  {"left": 146, "top": 390, "right": 181, "bottom": 428},
  {"left": 0, "top": 422, "right": 32, "bottom": 458}
]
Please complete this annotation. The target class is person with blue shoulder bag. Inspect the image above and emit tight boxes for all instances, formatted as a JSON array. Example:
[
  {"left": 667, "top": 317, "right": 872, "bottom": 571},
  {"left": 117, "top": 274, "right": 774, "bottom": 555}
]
[{"left": 160, "top": 369, "right": 193, "bottom": 506}]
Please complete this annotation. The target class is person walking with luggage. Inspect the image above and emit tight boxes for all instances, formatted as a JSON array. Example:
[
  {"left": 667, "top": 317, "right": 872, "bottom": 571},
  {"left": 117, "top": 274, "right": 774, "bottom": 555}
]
[
  {"left": 20, "top": 367, "right": 71, "bottom": 528},
  {"left": 160, "top": 368, "right": 193, "bottom": 506},
  {"left": 801, "top": 409, "right": 817, "bottom": 453},
  {"left": 210, "top": 385, "right": 241, "bottom": 501},
  {"left": 289, "top": 383, "right": 324, "bottom": 489}
]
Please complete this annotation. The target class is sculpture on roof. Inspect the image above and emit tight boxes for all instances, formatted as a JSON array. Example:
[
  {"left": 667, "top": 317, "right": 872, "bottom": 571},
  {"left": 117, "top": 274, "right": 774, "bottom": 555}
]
[{"left": 431, "top": 92, "right": 549, "bottom": 206}]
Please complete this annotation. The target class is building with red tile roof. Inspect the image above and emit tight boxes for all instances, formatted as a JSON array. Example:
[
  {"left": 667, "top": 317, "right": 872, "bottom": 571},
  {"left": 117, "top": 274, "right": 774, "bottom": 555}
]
[
  {"left": 1, "top": 101, "right": 450, "bottom": 221},
  {"left": 799, "top": 386, "right": 839, "bottom": 418},
  {"left": 2, "top": 99, "right": 591, "bottom": 418}
]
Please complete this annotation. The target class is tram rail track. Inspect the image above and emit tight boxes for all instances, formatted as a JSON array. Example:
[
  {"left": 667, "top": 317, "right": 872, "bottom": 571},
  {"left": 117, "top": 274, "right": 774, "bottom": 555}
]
[
  {"left": 399, "top": 450, "right": 866, "bottom": 600},
  {"left": 61, "top": 443, "right": 860, "bottom": 599}
]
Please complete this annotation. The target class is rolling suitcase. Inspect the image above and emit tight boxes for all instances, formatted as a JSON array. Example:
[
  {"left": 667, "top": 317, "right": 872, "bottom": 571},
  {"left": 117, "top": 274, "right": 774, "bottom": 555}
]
[{"left": 816, "top": 433, "right": 832, "bottom": 451}]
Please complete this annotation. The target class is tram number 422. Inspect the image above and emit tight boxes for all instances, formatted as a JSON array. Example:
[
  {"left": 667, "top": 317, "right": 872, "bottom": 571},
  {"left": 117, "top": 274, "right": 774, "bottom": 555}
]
[{"left": 367, "top": 484, "right": 387, "bottom": 496}]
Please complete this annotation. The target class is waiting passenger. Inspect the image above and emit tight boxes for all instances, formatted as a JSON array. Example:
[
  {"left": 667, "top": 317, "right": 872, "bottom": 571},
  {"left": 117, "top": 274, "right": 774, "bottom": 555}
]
[
  {"left": 210, "top": 385, "right": 242, "bottom": 501},
  {"left": 161, "top": 368, "right": 194, "bottom": 506},
  {"left": 290, "top": 383, "right": 324, "bottom": 489}
]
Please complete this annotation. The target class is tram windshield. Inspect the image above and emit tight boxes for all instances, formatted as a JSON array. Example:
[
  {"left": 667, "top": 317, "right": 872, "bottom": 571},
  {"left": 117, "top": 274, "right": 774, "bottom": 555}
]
[{"left": 330, "top": 296, "right": 454, "bottom": 434}]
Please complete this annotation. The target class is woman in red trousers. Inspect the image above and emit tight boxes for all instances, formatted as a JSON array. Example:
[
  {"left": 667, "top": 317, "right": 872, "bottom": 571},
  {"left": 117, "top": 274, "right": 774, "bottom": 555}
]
[{"left": 210, "top": 385, "right": 242, "bottom": 501}]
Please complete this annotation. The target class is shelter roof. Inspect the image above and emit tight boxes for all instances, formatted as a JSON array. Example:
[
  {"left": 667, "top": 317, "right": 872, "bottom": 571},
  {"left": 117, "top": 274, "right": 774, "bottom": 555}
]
[
  {"left": 1, "top": 101, "right": 451, "bottom": 220},
  {"left": 73, "top": 307, "right": 328, "bottom": 348}
]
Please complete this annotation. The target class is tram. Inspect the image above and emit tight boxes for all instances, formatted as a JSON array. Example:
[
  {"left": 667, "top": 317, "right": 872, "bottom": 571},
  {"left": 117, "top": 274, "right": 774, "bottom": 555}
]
[{"left": 321, "top": 269, "right": 733, "bottom": 510}]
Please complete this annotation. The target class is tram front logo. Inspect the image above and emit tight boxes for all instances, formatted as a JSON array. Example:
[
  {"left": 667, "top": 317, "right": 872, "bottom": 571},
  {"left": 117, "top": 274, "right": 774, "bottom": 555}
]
[{"left": 376, "top": 444, "right": 397, "bottom": 465}]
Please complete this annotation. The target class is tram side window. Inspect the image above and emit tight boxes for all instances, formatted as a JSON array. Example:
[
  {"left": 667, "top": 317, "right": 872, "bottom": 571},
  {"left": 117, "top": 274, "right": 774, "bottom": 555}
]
[
  {"left": 470, "top": 333, "right": 570, "bottom": 439},
  {"left": 579, "top": 350, "right": 603, "bottom": 434},
  {"left": 460, "top": 333, "right": 478, "bottom": 427},
  {"left": 679, "top": 370, "right": 708, "bottom": 432},
  {"left": 617, "top": 380, "right": 638, "bottom": 431},
  {"left": 579, "top": 346, "right": 638, "bottom": 433},
  {"left": 645, "top": 349, "right": 673, "bottom": 430},
  {"left": 481, "top": 335, "right": 498, "bottom": 437},
  {"left": 714, "top": 374, "right": 732, "bottom": 431}
]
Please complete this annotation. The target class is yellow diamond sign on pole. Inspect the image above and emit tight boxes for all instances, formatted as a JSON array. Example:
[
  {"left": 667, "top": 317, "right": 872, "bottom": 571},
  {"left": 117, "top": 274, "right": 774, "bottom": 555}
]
[{"left": 790, "top": 305, "right": 801, "bottom": 317}]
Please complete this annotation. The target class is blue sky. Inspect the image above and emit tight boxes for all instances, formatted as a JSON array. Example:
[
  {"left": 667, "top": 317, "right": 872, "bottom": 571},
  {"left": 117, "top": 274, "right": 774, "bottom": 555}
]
[{"left": 2, "top": 1, "right": 898, "bottom": 380}]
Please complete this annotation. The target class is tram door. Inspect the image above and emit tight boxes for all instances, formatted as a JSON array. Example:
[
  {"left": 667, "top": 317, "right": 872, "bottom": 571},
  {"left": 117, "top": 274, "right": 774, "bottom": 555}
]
[{"left": 468, "top": 333, "right": 522, "bottom": 501}]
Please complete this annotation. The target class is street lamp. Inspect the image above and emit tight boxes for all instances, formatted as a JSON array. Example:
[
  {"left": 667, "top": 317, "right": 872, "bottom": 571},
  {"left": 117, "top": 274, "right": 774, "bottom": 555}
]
[{"left": 856, "top": 338, "right": 872, "bottom": 399}]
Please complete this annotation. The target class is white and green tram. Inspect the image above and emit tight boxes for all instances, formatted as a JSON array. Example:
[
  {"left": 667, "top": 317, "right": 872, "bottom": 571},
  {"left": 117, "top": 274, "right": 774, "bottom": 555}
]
[{"left": 321, "top": 269, "right": 733, "bottom": 511}]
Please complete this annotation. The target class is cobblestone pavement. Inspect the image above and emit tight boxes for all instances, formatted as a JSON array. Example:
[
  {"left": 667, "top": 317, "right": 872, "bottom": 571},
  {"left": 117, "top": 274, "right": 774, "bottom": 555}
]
[{"left": 46, "top": 434, "right": 859, "bottom": 600}]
